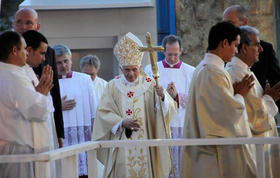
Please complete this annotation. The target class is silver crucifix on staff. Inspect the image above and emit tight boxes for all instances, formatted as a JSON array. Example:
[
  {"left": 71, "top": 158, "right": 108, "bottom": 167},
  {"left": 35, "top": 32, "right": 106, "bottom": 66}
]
[{"left": 139, "top": 32, "right": 176, "bottom": 178}]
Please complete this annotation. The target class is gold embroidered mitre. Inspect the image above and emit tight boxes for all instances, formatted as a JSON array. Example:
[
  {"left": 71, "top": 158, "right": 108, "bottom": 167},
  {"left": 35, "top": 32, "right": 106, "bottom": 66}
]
[{"left": 114, "top": 32, "right": 144, "bottom": 67}]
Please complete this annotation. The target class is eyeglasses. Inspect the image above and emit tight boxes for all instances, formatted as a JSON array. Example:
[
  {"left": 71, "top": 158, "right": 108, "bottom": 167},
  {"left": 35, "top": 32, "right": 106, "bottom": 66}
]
[{"left": 15, "top": 20, "right": 36, "bottom": 27}]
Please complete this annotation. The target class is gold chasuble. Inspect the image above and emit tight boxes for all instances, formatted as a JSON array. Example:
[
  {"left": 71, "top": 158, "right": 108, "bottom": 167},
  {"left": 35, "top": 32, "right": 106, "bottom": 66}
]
[{"left": 92, "top": 73, "right": 177, "bottom": 178}]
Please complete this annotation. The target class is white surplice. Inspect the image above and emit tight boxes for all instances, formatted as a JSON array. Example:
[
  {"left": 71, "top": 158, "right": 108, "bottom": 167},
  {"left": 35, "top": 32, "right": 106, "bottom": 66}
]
[
  {"left": 59, "top": 71, "right": 98, "bottom": 176},
  {"left": 0, "top": 62, "right": 52, "bottom": 178},
  {"left": 93, "top": 76, "right": 107, "bottom": 100},
  {"left": 144, "top": 60, "right": 195, "bottom": 178},
  {"left": 181, "top": 53, "right": 256, "bottom": 178},
  {"left": 226, "top": 56, "right": 280, "bottom": 178}
]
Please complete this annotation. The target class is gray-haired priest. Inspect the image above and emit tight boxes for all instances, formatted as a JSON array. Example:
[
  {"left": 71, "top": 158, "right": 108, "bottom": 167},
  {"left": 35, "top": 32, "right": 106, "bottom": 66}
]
[
  {"left": 226, "top": 25, "right": 280, "bottom": 178},
  {"left": 92, "top": 32, "right": 177, "bottom": 178}
]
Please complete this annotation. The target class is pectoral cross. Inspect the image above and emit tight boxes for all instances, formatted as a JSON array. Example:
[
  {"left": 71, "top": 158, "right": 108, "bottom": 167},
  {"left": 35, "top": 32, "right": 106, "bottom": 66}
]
[{"left": 139, "top": 32, "right": 164, "bottom": 86}]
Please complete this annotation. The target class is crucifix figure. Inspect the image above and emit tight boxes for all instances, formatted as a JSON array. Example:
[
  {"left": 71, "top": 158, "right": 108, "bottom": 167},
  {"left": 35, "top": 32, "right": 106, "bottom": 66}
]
[
  {"left": 139, "top": 32, "right": 164, "bottom": 86},
  {"left": 139, "top": 32, "right": 176, "bottom": 178}
]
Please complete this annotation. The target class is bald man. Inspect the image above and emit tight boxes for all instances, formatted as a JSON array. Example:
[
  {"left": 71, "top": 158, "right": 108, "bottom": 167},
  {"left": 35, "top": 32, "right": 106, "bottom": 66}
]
[
  {"left": 14, "top": 8, "right": 64, "bottom": 147},
  {"left": 223, "top": 5, "right": 280, "bottom": 113},
  {"left": 13, "top": 8, "right": 40, "bottom": 33},
  {"left": 223, "top": 5, "right": 248, "bottom": 27}
]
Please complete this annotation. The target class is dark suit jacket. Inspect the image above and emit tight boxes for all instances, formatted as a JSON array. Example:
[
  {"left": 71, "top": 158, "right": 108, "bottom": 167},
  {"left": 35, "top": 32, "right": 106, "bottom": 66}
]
[
  {"left": 251, "top": 40, "right": 280, "bottom": 109},
  {"left": 33, "top": 46, "right": 64, "bottom": 139}
]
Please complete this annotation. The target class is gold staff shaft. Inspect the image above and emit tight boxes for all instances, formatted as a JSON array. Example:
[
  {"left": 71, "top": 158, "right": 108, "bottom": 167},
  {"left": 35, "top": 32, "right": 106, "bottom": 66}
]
[{"left": 139, "top": 32, "right": 176, "bottom": 178}]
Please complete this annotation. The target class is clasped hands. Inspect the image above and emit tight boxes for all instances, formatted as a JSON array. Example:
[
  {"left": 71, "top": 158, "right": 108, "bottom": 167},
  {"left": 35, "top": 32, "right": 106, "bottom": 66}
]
[
  {"left": 35, "top": 65, "right": 54, "bottom": 96},
  {"left": 234, "top": 74, "right": 280, "bottom": 101},
  {"left": 156, "top": 82, "right": 178, "bottom": 101},
  {"left": 233, "top": 74, "right": 255, "bottom": 97},
  {"left": 264, "top": 80, "right": 280, "bottom": 101},
  {"left": 167, "top": 82, "right": 178, "bottom": 99}
]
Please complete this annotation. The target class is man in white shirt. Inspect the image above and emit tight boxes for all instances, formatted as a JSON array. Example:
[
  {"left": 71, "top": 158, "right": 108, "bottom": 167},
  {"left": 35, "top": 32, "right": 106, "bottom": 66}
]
[
  {"left": 0, "top": 31, "right": 53, "bottom": 178},
  {"left": 226, "top": 25, "right": 280, "bottom": 178},
  {"left": 80, "top": 54, "right": 107, "bottom": 100},
  {"left": 181, "top": 22, "right": 256, "bottom": 178},
  {"left": 144, "top": 35, "right": 195, "bottom": 178}
]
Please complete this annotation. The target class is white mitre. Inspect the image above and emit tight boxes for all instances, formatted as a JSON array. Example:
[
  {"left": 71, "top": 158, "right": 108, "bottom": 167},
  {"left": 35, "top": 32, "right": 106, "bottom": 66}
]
[{"left": 114, "top": 32, "right": 144, "bottom": 67}]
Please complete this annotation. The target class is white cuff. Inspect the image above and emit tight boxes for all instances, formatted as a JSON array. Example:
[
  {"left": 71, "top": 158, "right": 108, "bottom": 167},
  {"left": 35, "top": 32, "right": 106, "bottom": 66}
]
[
  {"left": 156, "top": 93, "right": 169, "bottom": 117},
  {"left": 111, "top": 120, "right": 123, "bottom": 135},
  {"left": 234, "top": 94, "right": 245, "bottom": 105}
]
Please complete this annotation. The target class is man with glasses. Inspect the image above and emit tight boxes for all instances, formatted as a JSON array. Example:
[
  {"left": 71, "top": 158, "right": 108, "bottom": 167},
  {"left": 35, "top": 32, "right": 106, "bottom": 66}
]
[
  {"left": 13, "top": 9, "right": 40, "bottom": 33},
  {"left": 13, "top": 8, "right": 64, "bottom": 148},
  {"left": 144, "top": 34, "right": 195, "bottom": 178}
]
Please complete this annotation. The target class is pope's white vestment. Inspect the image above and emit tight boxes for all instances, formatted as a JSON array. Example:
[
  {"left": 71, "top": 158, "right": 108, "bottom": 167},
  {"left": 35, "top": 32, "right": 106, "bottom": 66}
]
[
  {"left": 0, "top": 62, "right": 52, "bottom": 178},
  {"left": 226, "top": 56, "right": 280, "bottom": 178},
  {"left": 92, "top": 73, "right": 177, "bottom": 178},
  {"left": 180, "top": 53, "right": 256, "bottom": 178},
  {"left": 144, "top": 59, "right": 195, "bottom": 178},
  {"left": 59, "top": 71, "right": 98, "bottom": 176}
]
